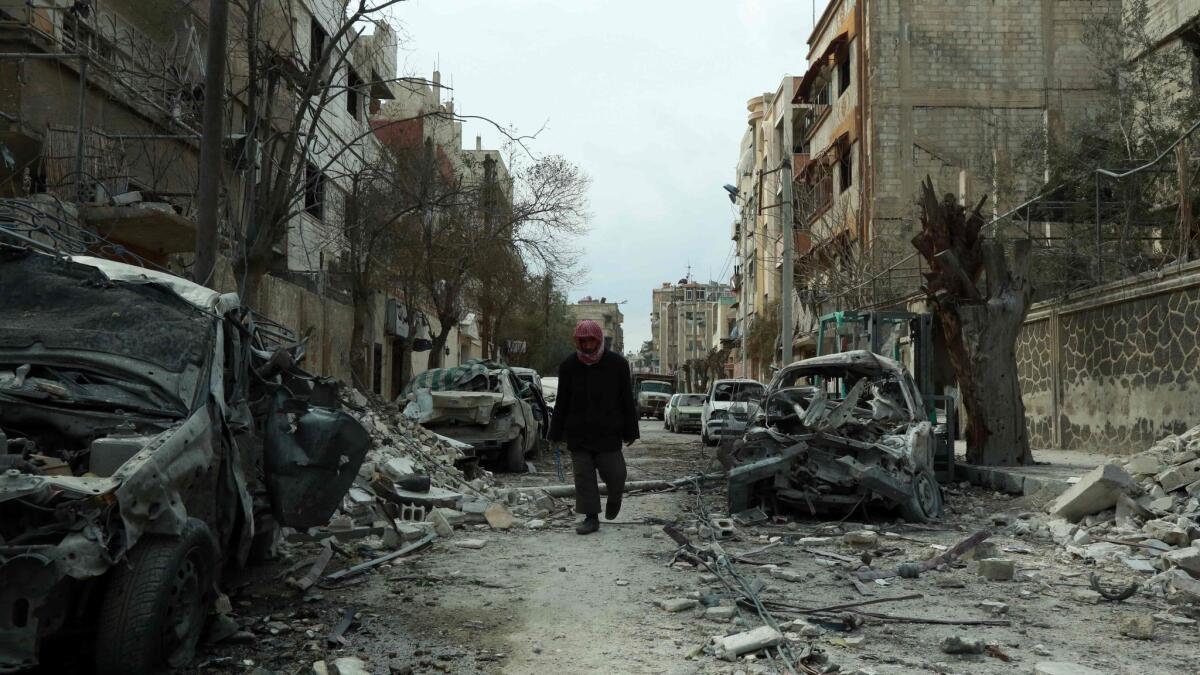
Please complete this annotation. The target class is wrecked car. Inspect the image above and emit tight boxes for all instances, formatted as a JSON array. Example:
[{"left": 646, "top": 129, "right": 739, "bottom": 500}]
[
  {"left": 724, "top": 350, "right": 942, "bottom": 522},
  {"left": 0, "top": 246, "right": 370, "bottom": 674},
  {"left": 404, "top": 360, "right": 542, "bottom": 472},
  {"left": 701, "top": 378, "right": 765, "bottom": 447}
]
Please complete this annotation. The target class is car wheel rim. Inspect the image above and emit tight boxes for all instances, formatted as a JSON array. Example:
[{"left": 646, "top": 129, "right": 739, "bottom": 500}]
[
  {"left": 163, "top": 549, "right": 204, "bottom": 665},
  {"left": 913, "top": 473, "right": 939, "bottom": 517}
]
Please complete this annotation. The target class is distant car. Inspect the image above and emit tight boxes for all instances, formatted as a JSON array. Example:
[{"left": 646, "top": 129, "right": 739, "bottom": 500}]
[
  {"left": 701, "top": 378, "right": 765, "bottom": 446},
  {"left": 635, "top": 378, "right": 675, "bottom": 419},
  {"left": 665, "top": 392, "right": 706, "bottom": 433}
]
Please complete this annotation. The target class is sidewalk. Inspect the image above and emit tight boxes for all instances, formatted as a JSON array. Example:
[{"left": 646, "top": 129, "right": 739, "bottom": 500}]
[{"left": 953, "top": 443, "right": 1109, "bottom": 496}]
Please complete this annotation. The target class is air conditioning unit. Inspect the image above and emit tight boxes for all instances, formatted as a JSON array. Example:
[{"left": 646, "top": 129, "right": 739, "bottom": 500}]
[{"left": 384, "top": 298, "right": 408, "bottom": 338}]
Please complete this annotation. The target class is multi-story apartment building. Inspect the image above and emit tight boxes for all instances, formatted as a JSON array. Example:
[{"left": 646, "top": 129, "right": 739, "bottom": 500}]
[
  {"left": 568, "top": 297, "right": 624, "bottom": 353},
  {"left": 0, "top": 0, "right": 412, "bottom": 395},
  {"left": 651, "top": 280, "right": 733, "bottom": 377},
  {"left": 789, "top": 0, "right": 1116, "bottom": 312}
]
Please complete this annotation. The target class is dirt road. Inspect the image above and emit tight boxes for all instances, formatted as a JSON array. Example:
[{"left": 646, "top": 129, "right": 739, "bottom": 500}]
[{"left": 202, "top": 422, "right": 1196, "bottom": 674}]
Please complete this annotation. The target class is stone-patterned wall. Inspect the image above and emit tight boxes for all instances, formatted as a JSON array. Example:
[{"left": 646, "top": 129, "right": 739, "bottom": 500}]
[
  {"left": 1016, "top": 264, "right": 1200, "bottom": 453},
  {"left": 1015, "top": 317, "right": 1053, "bottom": 447}
]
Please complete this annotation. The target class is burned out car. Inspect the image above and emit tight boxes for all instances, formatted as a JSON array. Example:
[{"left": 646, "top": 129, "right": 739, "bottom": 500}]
[
  {"left": 404, "top": 360, "right": 545, "bottom": 473},
  {"left": 725, "top": 350, "right": 942, "bottom": 522},
  {"left": 0, "top": 246, "right": 369, "bottom": 673}
]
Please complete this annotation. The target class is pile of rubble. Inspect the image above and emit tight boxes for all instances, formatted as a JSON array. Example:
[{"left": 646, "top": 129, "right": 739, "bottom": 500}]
[{"left": 1027, "top": 425, "right": 1200, "bottom": 606}]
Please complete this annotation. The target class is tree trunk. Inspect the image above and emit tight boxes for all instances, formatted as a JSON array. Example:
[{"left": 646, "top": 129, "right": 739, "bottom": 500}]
[
  {"left": 428, "top": 322, "right": 453, "bottom": 369},
  {"left": 349, "top": 284, "right": 373, "bottom": 392},
  {"left": 234, "top": 256, "right": 268, "bottom": 309},
  {"left": 913, "top": 177, "right": 1035, "bottom": 466}
]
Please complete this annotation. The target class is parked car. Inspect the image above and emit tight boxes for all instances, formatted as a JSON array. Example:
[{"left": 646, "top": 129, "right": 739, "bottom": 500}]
[
  {"left": 0, "top": 246, "right": 370, "bottom": 673},
  {"left": 701, "top": 378, "right": 765, "bottom": 446},
  {"left": 665, "top": 393, "right": 706, "bottom": 433},
  {"left": 724, "top": 351, "right": 942, "bottom": 522},
  {"left": 405, "top": 360, "right": 543, "bottom": 472}
]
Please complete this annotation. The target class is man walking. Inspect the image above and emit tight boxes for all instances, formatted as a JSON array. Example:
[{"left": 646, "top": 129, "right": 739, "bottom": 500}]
[{"left": 548, "top": 319, "right": 639, "bottom": 535}]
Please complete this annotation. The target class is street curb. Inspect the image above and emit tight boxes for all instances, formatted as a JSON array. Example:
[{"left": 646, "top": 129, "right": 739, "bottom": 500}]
[{"left": 954, "top": 462, "right": 1072, "bottom": 498}]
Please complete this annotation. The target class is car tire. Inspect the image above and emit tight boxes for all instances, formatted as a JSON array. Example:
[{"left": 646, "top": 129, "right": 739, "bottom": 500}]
[
  {"left": 95, "top": 518, "right": 216, "bottom": 675},
  {"left": 504, "top": 435, "right": 528, "bottom": 473},
  {"left": 899, "top": 470, "right": 943, "bottom": 523}
]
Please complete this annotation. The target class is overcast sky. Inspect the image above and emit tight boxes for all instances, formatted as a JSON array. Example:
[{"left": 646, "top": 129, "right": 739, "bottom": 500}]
[{"left": 393, "top": 0, "right": 815, "bottom": 353}]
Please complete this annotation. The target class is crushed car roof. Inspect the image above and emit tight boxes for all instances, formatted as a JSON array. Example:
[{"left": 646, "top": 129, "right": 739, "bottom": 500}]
[{"left": 774, "top": 350, "right": 906, "bottom": 381}]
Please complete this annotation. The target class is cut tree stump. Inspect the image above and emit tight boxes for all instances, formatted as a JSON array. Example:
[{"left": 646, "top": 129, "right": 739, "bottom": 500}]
[{"left": 912, "top": 177, "right": 1034, "bottom": 466}]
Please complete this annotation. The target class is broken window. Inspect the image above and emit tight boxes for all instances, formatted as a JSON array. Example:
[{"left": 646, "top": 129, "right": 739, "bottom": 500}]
[
  {"left": 838, "top": 147, "right": 853, "bottom": 193},
  {"left": 837, "top": 44, "right": 852, "bottom": 96},
  {"left": 309, "top": 17, "right": 327, "bottom": 70},
  {"left": 304, "top": 163, "right": 325, "bottom": 220},
  {"left": 346, "top": 68, "right": 362, "bottom": 120}
]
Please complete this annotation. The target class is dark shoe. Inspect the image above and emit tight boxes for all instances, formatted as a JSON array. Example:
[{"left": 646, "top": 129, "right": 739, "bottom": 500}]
[
  {"left": 605, "top": 496, "right": 622, "bottom": 521},
  {"left": 576, "top": 515, "right": 599, "bottom": 535}
]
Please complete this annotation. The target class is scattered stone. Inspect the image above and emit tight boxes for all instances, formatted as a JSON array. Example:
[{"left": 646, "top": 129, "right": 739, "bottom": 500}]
[
  {"left": 769, "top": 568, "right": 804, "bottom": 583},
  {"left": 330, "top": 657, "right": 370, "bottom": 675},
  {"left": 977, "top": 558, "right": 1015, "bottom": 581},
  {"left": 313, "top": 661, "right": 329, "bottom": 675},
  {"left": 656, "top": 598, "right": 699, "bottom": 612},
  {"left": 615, "top": 579, "right": 629, "bottom": 587},
  {"left": 842, "top": 530, "right": 879, "bottom": 549},
  {"left": 710, "top": 626, "right": 783, "bottom": 661},
  {"left": 1125, "top": 453, "right": 1164, "bottom": 475},
  {"left": 453, "top": 538, "right": 487, "bottom": 549},
  {"left": 939, "top": 635, "right": 985, "bottom": 655},
  {"left": 1153, "top": 611, "right": 1196, "bottom": 625},
  {"left": 429, "top": 511, "right": 454, "bottom": 538},
  {"left": 1118, "top": 614, "right": 1155, "bottom": 640},
  {"left": 699, "top": 573, "right": 719, "bottom": 583},
  {"left": 977, "top": 600, "right": 1008, "bottom": 615},
  {"left": 1155, "top": 459, "right": 1200, "bottom": 492},
  {"left": 525, "top": 519, "right": 546, "bottom": 530},
  {"left": 705, "top": 606, "right": 736, "bottom": 620},
  {"left": 1162, "top": 546, "right": 1200, "bottom": 575},
  {"left": 962, "top": 541, "right": 999, "bottom": 561},
  {"left": 1031, "top": 644, "right": 1052, "bottom": 656},
  {"left": 1047, "top": 463, "right": 1137, "bottom": 522},
  {"left": 1070, "top": 589, "right": 1102, "bottom": 604},
  {"left": 1033, "top": 663, "right": 1106, "bottom": 675},
  {"left": 484, "top": 502, "right": 515, "bottom": 529},
  {"left": 935, "top": 575, "right": 967, "bottom": 588},
  {"left": 1142, "top": 519, "right": 1188, "bottom": 546}
]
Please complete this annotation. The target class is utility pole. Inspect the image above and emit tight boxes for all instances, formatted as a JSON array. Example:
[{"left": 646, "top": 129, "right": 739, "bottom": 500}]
[
  {"left": 780, "top": 156, "right": 795, "bottom": 366},
  {"left": 194, "top": 0, "right": 228, "bottom": 287}
]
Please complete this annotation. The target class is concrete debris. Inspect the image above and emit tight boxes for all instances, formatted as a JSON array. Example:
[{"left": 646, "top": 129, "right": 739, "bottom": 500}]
[
  {"left": 842, "top": 530, "right": 880, "bottom": 549},
  {"left": 1117, "top": 614, "right": 1154, "bottom": 640},
  {"left": 938, "top": 635, "right": 985, "bottom": 655},
  {"left": 484, "top": 502, "right": 516, "bottom": 529},
  {"left": 709, "top": 625, "right": 783, "bottom": 661},
  {"left": 977, "top": 558, "right": 1015, "bottom": 581},
  {"left": 1161, "top": 546, "right": 1200, "bottom": 575},
  {"left": 768, "top": 567, "right": 804, "bottom": 583},
  {"left": 1153, "top": 611, "right": 1197, "bottom": 625},
  {"left": 429, "top": 510, "right": 454, "bottom": 538},
  {"left": 977, "top": 600, "right": 1009, "bottom": 615},
  {"left": 705, "top": 606, "right": 736, "bottom": 620},
  {"left": 453, "top": 538, "right": 487, "bottom": 549},
  {"left": 525, "top": 519, "right": 547, "bottom": 530},
  {"left": 1046, "top": 463, "right": 1137, "bottom": 522},
  {"left": 657, "top": 598, "right": 699, "bottom": 612},
  {"left": 1033, "top": 663, "right": 1107, "bottom": 675},
  {"left": 329, "top": 656, "right": 370, "bottom": 675}
]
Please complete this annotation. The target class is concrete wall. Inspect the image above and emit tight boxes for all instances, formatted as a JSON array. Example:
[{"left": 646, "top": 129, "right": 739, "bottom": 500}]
[{"left": 1016, "top": 259, "right": 1200, "bottom": 454}]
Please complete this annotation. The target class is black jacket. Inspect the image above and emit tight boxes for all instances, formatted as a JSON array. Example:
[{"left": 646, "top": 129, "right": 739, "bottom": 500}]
[{"left": 548, "top": 350, "right": 640, "bottom": 446}]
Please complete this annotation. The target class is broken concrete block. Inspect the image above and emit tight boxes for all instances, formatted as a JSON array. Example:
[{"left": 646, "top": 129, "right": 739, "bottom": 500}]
[
  {"left": 1115, "top": 493, "right": 1154, "bottom": 525},
  {"left": 329, "top": 657, "right": 370, "bottom": 675},
  {"left": 842, "top": 530, "right": 879, "bottom": 549},
  {"left": 313, "top": 661, "right": 329, "bottom": 675},
  {"left": 1125, "top": 453, "right": 1164, "bottom": 475},
  {"left": 426, "top": 507, "right": 467, "bottom": 527},
  {"left": 460, "top": 499, "right": 491, "bottom": 524},
  {"left": 1148, "top": 495, "right": 1176, "bottom": 512},
  {"left": 1162, "top": 546, "right": 1200, "bottom": 576},
  {"left": 453, "top": 538, "right": 487, "bottom": 549},
  {"left": 1033, "top": 663, "right": 1107, "bottom": 675},
  {"left": 1047, "top": 463, "right": 1137, "bottom": 522},
  {"left": 704, "top": 606, "right": 736, "bottom": 620},
  {"left": 392, "top": 486, "right": 463, "bottom": 510},
  {"left": 1155, "top": 459, "right": 1200, "bottom": 492},
  {"left": 938, "top": 635, "right": 985, "bottom": 654},
  {"left": 656, "top": 598, "right": 699, "bottom": 612},
  {"left": 429, "top": 510, "right": 454, "bottom": 538},
  {"left": 977, "top": 600, "right": 1009, "bottom": 615},
  {"left": 977, "top": 558, "right": 1015, "bottom": 581},
  {"left": 525, "top": 519, "right": 546, "bottom": 530},
  {"left": 1143, "top": 519, "right": 1188, "bottom": 546},
  {"left": 769, "top": 568, "right": 804, "bottom": 583},
  {"left": 1118, "top": 613, "right": 1154, "bottom": 640},
  {"left": 711, "top": 625, "right": 783, "bottom": 661},
  {"left": 484, "top": 502, "right": 515, "bottom": 529}
]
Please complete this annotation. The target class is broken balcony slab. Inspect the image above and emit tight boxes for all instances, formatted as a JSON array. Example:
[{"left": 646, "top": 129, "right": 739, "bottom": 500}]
[{"left": 79, "top": 203, "right": 196, "bottom": 255}]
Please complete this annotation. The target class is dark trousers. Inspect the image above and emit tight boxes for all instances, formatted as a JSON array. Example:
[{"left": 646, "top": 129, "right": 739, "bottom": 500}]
[{"left": 569, "top": 437, "right": 627, "bottom": 515}]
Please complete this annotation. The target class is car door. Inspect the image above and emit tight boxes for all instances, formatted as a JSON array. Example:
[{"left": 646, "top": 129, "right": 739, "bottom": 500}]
[{"left": 502, "top": 371, "right": 537, "bottom": 452}]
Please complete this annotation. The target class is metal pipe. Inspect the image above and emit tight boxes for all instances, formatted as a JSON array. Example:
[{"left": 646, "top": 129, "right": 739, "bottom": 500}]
[{"left": 74, "top": 59, "right": 87, "bottom": 202}]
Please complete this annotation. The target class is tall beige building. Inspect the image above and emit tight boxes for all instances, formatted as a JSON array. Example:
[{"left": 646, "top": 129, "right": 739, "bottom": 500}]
[
  {"left": 790, "top": 0, "right": 1116, "bottom": 314},
  {"left": 650, "top": 280, "right": 733, "bottom": 376}
]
